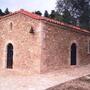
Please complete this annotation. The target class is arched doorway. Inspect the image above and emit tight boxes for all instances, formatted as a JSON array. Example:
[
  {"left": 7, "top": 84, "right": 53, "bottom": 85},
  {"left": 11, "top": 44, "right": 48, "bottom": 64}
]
[
  {"left": 71, "top": 43, "right": 77, "bottom": 65},
  {"left": 7, "top": 43, "right": 13, "bottom": 68}
]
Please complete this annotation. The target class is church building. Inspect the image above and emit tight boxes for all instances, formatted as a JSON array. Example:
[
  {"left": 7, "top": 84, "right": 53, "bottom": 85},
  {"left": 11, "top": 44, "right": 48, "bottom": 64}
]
[{"left": 0, "top": 9, "right": 90, "bottom": 74}]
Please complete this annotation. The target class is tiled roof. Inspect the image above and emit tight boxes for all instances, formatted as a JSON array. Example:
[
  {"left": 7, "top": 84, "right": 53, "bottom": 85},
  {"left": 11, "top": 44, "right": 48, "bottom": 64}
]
[{"left": 0, "top": 9, "right": 90, "bottom": 34}]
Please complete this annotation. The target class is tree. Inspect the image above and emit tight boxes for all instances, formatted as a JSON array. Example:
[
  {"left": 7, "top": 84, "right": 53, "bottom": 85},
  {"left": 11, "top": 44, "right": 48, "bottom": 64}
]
[
  {"left": 44, "top": 10, "right": 49, "bottom": 17},
  {"left": 43, "top": 10, "right": 63, "bottom": 21},
  {"left": 4, "top": 8, "right": 10, "bottom": 15},
  {"left": 79, "top": 6, "right": 90, "bottom": 29},
  {"left": 54, "top": 11, "right": 63, "bottom": 21},
  {"left": 56, "top": 0, "right": 90, "bottom": 30},
  {"left": 49, "top": 10, "right": 56, "bottom": 19},
  {"left": 35, "top": 11, "right": 42, "bottom": 16},
  {"left": 0, "top": 9, "right": 4, "bottom": 16},
  {"left": 62, "top": 9, "right": 72, "bottom": 24}
]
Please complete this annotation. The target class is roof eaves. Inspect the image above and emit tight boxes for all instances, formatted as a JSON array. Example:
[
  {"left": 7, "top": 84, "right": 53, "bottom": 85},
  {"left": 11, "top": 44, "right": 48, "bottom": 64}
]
[
  {"left": 0, "top": 9, "right": 90, "bottom": 34},
  {"left": 40, "top": 17, "right": 90, "bottom": 34}
]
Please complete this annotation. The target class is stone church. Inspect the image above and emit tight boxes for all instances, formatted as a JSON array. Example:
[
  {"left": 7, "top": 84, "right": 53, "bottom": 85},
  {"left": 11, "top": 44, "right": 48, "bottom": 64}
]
[{"left": 0, "top": 9, "right": 90, "bottom": 74}]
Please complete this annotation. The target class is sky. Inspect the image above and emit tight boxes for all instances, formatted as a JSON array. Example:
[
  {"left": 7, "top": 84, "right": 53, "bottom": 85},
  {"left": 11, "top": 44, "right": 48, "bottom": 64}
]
[{"left": 0, "top": 0, "right": 56, "bottom": 14}]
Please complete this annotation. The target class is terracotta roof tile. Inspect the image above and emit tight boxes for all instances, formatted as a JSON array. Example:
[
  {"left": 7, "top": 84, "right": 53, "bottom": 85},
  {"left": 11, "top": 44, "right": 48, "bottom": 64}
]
[
  {"left": 0, "top": 9, "right": 90, "bottom": 34},
  {"left": 20, "top": 9, "right": 42, "bottom": 20}
]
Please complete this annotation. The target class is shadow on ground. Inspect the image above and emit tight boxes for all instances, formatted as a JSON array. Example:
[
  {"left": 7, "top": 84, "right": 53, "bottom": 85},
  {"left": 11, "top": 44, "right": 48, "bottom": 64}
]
[{"left": 47, "top": 75, "right": 90, "bottom": 90}]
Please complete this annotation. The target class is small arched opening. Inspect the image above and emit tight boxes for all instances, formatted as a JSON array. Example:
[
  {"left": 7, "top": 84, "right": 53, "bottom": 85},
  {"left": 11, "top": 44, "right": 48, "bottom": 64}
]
[
  {"left": 7, "top": 43, "right": 13, "bottom": 68},
  {"left": 10, "top": 22, "right": 13, "bottom": 30},
  {"left": 71, "top": 43, "right": 77, "bottom": 65}
]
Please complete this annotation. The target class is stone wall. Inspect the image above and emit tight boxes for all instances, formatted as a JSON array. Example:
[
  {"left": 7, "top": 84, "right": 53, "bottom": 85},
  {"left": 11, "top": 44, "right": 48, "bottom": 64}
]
[
  {"left": 0, "top": 13, "right": 42, "bottom": 73},
  {"left": 0, "top": 12, "right": 90, "bottom": 74},
  {"left": 40, "top": 21, "right": 90, "bottom": 73}
]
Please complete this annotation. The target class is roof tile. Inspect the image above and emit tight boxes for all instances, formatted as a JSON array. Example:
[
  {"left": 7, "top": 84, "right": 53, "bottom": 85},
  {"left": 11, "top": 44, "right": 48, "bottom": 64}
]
[{"left": 0, "top": 9, "right": 90, "bottom": 34}]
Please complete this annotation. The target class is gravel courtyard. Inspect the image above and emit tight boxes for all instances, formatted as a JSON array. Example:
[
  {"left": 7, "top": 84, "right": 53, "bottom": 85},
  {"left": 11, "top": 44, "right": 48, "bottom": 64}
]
[
  {"left": 47, "top": 75, "right": 90, "bottom": 90},
  {"left": 0, "top": 64, "right": 90, "bottom": 90}
]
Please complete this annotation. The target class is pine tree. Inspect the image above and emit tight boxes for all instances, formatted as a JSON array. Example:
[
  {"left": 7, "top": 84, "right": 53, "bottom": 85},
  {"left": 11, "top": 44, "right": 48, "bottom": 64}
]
[
  {"left": 4, "top": 8, "right": 10, "bottom": 15},
  {"left": 62, "top": 9, "right": 72, "bottom": 24},
  {"left": 44, "top": 10, "right": 49, "bottom": 17},
  {"left": 49, "top": 10, "right": 56, "bottom": 19},
  {"left": 35, "top": 11, "right": 42, "bottom": 16},
  {"left": 56, "top": 0, "right": 90, "bottom": 30},
  {"left": 0, "top": 9, "right": 4, "bottom": 16}
]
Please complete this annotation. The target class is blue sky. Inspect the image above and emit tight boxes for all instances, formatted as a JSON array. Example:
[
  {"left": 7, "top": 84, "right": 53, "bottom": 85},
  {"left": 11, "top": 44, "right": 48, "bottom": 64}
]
[{"left": 0, "top": 0, "right": 56, "bottom": 14}]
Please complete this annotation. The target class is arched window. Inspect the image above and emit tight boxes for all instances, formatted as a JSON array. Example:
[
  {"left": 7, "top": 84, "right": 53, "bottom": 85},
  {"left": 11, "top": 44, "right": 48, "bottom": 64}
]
[
  {"left": 10, "top": 22, "right": 12, "bottom": 30},
  {"left": 71, "top": 43, "right": 77, "bottom": 65},
  {"left": 29, "top": 26, "right": 34, "bottom": 33},
  {"left": 7, "top": 43, "right": 13, "bottom": 68}
]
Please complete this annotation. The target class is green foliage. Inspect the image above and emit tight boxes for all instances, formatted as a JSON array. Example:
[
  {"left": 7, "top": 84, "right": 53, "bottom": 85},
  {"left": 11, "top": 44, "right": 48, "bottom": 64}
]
[
  {"left": 0, "top": 9, "right": 4, "bottom": 16},
  {"left": 56, "top": 0, "right": 90, "bottom": 30},
  {"left": 44, "top": 10, "right": 49, "bottom": 17},
  {"left": 43, "top": 10, "right": 63, "bottom": 22},
  {"left": 62, "top": 9, "right": 72, "bottom": 24},
  {"left": 49, "top": 10, "right": 63, "bottom": 21},
  {"left": 0, "top": 8, "right": 10, "bottom": 16},
  {"left": 62, "top": 9, "right": 77, "bottom": 25},
  {"left": 4, "top": 8, "right": 10, "bottom": 15},
  {"left": 49, "top": 10, "right": 56, "bottom": 19},
  {"left": 54, "top": 11, "right": 63, "bottom": 21},
  {"left": 35, "top": 11, "right": 42, "bottom": 16}
]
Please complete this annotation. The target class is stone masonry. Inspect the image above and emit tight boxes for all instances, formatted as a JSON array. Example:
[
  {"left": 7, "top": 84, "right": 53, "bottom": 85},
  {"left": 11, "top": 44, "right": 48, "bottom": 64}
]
[{"left": 0, "top": 9, "right": 90, "bottom": 74}]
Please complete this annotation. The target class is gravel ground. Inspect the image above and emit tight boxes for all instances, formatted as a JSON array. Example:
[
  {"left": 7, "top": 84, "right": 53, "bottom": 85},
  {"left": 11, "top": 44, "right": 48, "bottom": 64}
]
[
  {"left": 0, "top": 64, "right": 90, "bottom": 90},
  {"left": 47, "top": 75, "right": 90, "bottom": 90}
]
